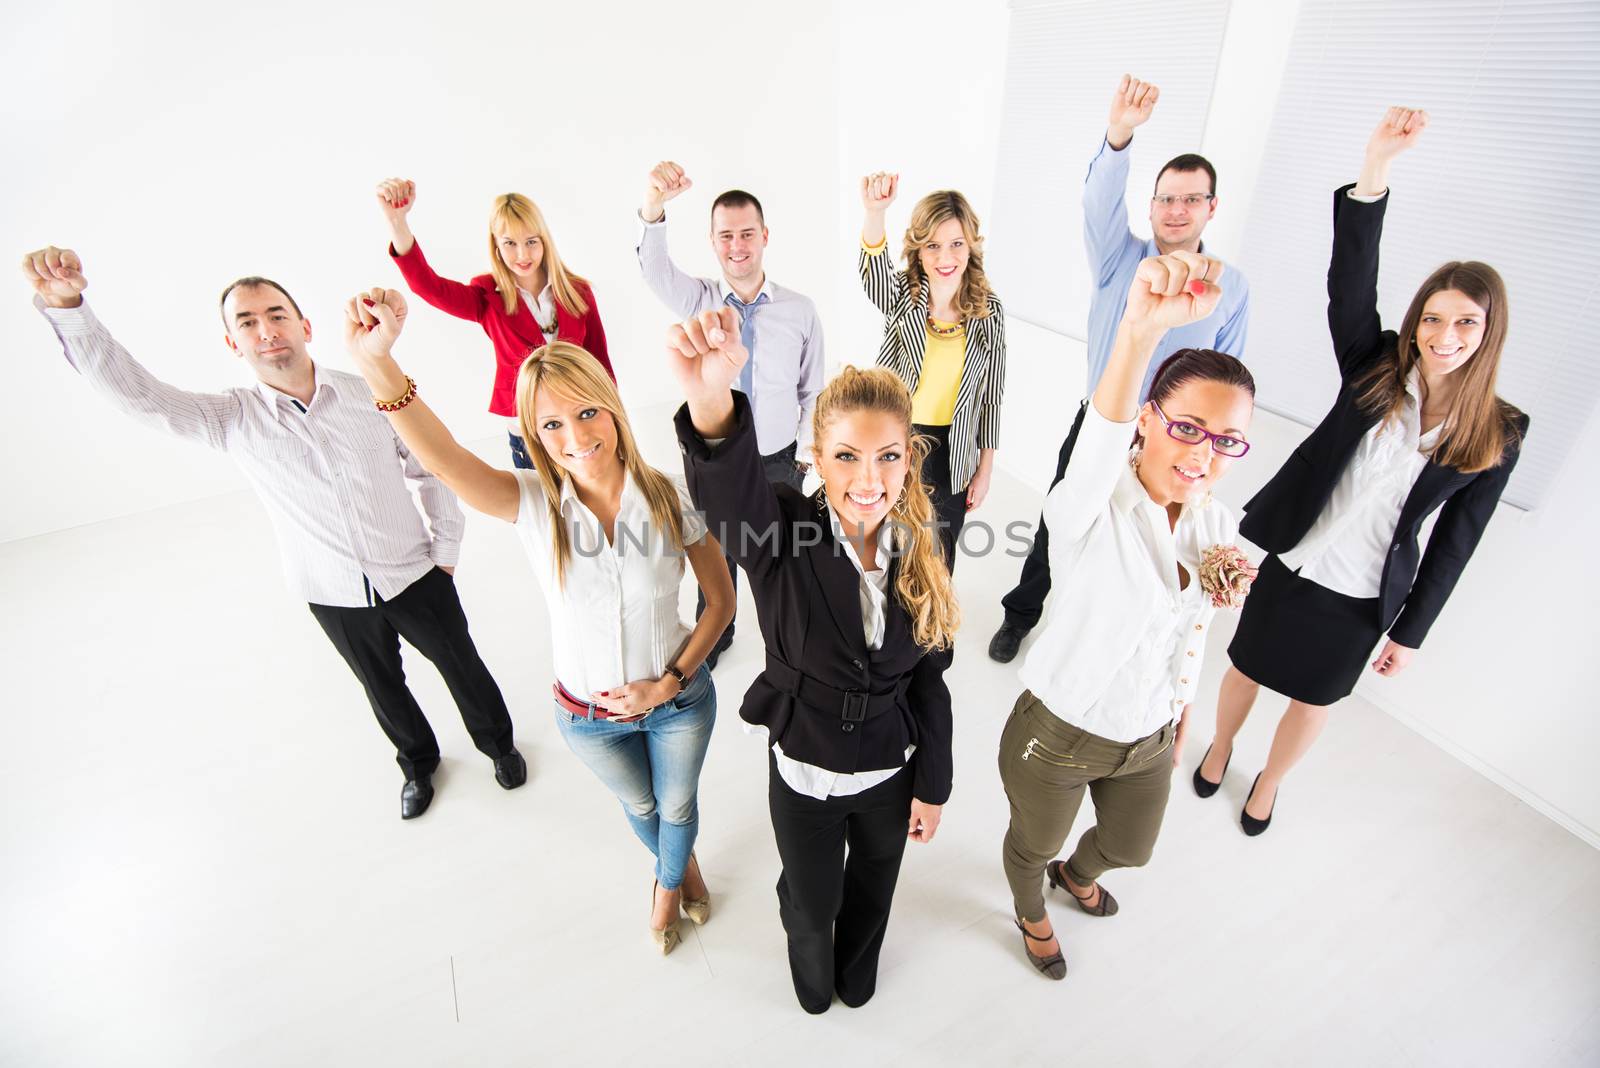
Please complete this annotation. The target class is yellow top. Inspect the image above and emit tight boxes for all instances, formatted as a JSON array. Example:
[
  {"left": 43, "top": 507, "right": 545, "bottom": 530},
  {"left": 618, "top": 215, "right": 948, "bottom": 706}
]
[{"left": 912, "top": 320, "right": 965, "bottom": 426}]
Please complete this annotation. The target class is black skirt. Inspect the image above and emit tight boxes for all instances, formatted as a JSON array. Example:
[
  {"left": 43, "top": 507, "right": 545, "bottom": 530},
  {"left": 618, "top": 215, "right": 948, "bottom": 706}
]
[{"left": 1227, "top": 555, "right": 1383, "bottom": 706}]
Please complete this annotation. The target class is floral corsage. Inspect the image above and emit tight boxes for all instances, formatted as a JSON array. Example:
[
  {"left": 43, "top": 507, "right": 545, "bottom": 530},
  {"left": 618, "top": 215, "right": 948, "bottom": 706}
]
[{"left": 1198, "top": 544, "right": 1257, "bottom": 609}]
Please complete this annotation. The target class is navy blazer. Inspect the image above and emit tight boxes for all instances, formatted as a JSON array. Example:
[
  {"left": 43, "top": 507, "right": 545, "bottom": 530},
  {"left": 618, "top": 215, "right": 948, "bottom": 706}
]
[
  {"left": 675, "top": 392, "right": 954, "bottom": 804},
  {"left": 1240, "top": 186, "right": 1529, "bottom": 648}
]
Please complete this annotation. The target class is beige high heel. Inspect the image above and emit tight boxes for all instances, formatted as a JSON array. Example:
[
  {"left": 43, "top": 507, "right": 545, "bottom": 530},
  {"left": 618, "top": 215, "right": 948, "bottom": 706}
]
[
  {"left": 651, "top": 880, "right": 682, "bottom": 956},
  {"left": 681, "top": 854, "right": 711, "bottom": 926}
]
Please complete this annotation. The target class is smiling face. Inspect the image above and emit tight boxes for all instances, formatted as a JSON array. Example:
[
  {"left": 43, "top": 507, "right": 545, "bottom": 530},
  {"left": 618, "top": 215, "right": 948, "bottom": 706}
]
[
  {"left": 710, "top": 203, "right": 767, "bottom": 286},
  {"left": 918, "top": 217, "right": 970, "bottom": 289},
  {"left": 495, "top": 223, "right": 546, "bottom": 286},
  {"left": 811, "top": 409, "right": 910, "bottom": 538},
  {"left": 1413, "top": 288, "right": 1487, "bottom": 377},
  {"left": 1149, "top": 167, "right": 1217, "bottom": 253},
  {"left": 1134, "top": 378, "right": 1254, "bottom": 506},
  {"left": 222, "top": 283, "right": 313, "bottom": 378},
  {"left": 531, "top": 385, "right": 619, "bottom": 479}
]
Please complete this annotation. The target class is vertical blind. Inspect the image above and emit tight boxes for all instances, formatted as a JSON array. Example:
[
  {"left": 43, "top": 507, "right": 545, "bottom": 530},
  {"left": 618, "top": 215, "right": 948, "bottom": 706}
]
[{"left": 1237, "top": 0, "right": 1598, "bottom": 509}]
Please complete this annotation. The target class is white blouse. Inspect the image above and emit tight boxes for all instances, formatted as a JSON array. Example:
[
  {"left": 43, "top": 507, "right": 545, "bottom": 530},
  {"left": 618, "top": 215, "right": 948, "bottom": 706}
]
[
  {"left": 507, "top": 284, "right": 558, "bottom": 436},
  {"left": 1018, "top": 402, "right": 1238, "bottom": 743},
  {"left": 513, "top": 469, "right": 707, "bottom": 698},
  {"left": 1278, "top": 370, "right": 1441, "bottom": 599},
  {"left": 770, "top": 503, "right": 914, "bottom": 800}
]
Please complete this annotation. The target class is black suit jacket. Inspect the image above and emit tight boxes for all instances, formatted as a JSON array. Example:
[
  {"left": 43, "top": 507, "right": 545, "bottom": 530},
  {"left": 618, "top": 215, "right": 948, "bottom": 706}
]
[
  {"left": 675, "top": 392, "right": 954, "bottom": 804},
  {"left": 1240, "top": 186, "right": 1529, "bottom": 648}
]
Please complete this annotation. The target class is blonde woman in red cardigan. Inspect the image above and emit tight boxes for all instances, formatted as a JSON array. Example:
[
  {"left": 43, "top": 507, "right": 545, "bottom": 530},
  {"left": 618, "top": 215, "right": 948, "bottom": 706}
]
[{"left": 376, "top": 178, "right": 614, "bottom": 469}]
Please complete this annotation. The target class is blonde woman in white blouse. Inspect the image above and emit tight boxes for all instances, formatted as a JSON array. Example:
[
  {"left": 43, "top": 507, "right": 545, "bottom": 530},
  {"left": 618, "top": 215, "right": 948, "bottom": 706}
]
[
  {"left": 999, "top": 252, "right": 1257, "bottom": 980},
  {"left": 339, "top": 287, "right": 734, "bottom": 956}
]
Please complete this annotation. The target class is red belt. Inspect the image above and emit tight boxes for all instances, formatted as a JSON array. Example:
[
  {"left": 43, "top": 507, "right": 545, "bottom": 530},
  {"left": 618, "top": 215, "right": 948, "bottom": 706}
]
[{"left": 552, "top": 682, "right": 647, "bottom": 722}]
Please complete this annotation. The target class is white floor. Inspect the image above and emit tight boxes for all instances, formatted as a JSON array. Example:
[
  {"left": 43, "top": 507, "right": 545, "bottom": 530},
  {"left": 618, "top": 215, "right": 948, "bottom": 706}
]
[{"left": 3, "top": 412, "right": 1597, "bottom": 1068}]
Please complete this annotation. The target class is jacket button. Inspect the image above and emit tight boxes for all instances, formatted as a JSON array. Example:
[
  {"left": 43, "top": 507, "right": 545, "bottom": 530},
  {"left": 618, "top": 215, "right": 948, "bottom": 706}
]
[
  {"left": 852, "top": 658, "right": 863, "bottom": 670},
  {"left": 842, "top": 722, "right": 855, "bottom": 733},
  {"left": 1391, "top": 545, "right": 1400, "bottom": 553}
]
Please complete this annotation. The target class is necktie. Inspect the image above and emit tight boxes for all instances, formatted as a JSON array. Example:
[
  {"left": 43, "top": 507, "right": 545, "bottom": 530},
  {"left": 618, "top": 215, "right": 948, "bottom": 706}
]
[{"left": 724, "top": 291, "right": 768, "bottom": 398}]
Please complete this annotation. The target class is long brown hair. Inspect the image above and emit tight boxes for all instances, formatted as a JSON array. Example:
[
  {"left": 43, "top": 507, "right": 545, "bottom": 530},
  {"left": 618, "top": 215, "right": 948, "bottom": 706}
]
[
  {"left": 1355, "top": 260, "right": 1523, "bottom": 474},
  {"left": 488, "top": 194, "right": 591, "bottom": 320},
  {"left": 811, "top": 366, "right": 960, "bottom": 651},
  {"left": 513, "top": 342, "right": 684, "bottom": 587},
  {"left": 899, "top": 190, "right": 995, "bottom": 322}
]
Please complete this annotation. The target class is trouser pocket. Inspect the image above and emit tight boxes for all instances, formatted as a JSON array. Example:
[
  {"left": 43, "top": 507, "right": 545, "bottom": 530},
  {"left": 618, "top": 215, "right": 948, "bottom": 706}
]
[{"left": 1021, "top": 736, "right": 1089, "bottom": 769}]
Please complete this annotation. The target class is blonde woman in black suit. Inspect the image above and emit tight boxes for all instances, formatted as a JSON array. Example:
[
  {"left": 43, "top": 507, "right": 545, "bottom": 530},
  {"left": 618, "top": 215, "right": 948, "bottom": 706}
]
[{"left": 859, "top": 173, "right": 1007, "bottom": 572}]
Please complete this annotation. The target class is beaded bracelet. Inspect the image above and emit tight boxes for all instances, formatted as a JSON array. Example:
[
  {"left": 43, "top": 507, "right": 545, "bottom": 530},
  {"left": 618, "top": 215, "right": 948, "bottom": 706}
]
[{"left": 374, "top": 375, "right": 418, "bottom": 413}]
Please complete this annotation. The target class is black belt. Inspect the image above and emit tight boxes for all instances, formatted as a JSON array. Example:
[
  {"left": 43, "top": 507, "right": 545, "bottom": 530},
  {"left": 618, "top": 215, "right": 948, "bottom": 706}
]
[{"left": 763, "top": 654, "right": 906, "bottom": 734}]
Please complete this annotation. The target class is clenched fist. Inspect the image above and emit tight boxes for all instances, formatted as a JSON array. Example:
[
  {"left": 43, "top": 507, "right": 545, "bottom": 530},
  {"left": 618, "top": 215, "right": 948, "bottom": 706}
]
[
  {"left": 1124, "top": 251, "right": 1223, "bottom": 332},
  {"left": 860, "top": 171, "right": 899, "bottom": 213},
  {"left": 642, "top": 161, "right": 692, "bottom": 223},
  {"left": 376, "top": 178, "right": 416, "bottom": 223},
  {"left": 1108, "top": 74, "right": 1160, "bottom": 149},
  {"left": 343, "top": 286, "right": 409, "bottom": 362},
  {"left": 666, "top": 307, "right": 747, "bottom": 400},
  {"left": 1366, "top": 107, "right": 1429, "bottom": 163},
  {"left": 21, "top": 246, "right": 86, "bottom": 308}
]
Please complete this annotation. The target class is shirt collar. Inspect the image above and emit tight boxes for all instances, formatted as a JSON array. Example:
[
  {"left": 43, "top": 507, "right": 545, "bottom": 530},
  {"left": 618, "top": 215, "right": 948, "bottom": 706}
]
[
  {"left": 1113, "top": 452, "right": 1205, "bottom": 525},
  {"left": 557, "top": 466, "right": 638, "bottom": 520},
  {"left": 824, "top": 500, "right": 892, "bottom": 576},
  {"left": 254, "top": 363, "right": 330, "bottom": 421},
  {"left": 718, "top": 276, "right": 775, "bottom": 306}
]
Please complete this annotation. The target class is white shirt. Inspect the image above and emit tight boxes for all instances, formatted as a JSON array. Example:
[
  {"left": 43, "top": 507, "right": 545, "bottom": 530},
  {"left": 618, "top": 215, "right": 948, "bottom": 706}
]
[
  {"left": 771, "top": 504, "right": 914, "bottom": 800},
  {"left": 38, "top": 298, "right": 462, "bottom": 608},
  {"left": 1279, "top": 370, "right": 1442, "bottom": 599},
  {"left": 1018, "top": 402, "right": 1237, "bottom": 743},
  {"left": 506, "top": 284, "right": 558, "bottom": 436},
  {"left": 513, "top": 468, "right": 706, "bottom": 698}
]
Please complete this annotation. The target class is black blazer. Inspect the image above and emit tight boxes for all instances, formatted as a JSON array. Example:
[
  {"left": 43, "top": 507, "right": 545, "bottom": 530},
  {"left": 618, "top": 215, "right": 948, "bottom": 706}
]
[
  {"left": 675, "top": 392, "right": 954, "bottom": 804},
  {"left": 1240, "top": 185, "right": 1529, "bottom": 648}
]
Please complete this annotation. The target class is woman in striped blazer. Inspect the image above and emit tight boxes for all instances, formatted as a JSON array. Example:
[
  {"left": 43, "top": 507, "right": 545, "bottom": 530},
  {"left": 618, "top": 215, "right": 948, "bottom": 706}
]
[{"left": 859, "top": 174, "right": 1007, "bottom": 572}]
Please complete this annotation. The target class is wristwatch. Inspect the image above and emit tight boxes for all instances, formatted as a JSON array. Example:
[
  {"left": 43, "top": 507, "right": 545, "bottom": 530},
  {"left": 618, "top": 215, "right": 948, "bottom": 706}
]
[{"left": 663, "top": 664, "right": 688, "bottom": 693}]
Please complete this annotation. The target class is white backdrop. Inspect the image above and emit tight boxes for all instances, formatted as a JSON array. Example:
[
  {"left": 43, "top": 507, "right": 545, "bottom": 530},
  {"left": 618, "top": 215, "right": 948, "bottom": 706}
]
[{"left": 0, "top": 0, "right": 842, "bottom": 543}]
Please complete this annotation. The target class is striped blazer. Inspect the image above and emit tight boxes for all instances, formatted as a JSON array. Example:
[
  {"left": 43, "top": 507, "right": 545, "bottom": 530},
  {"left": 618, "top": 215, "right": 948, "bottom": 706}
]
[{"left": 858, "top": 245, "right": 1007, "bottom": 493}]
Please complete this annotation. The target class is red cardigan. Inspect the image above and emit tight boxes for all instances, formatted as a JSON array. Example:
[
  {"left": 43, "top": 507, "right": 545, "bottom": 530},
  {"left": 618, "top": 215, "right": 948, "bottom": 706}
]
[{"left": 390, "top": 239, "right": 615, "bottom": 418}]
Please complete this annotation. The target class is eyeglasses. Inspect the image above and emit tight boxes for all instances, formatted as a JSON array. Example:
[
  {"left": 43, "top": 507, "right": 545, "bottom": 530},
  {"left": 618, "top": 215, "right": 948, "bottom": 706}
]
[
  {"left": 1153, "top": 401, "right": 1250, "bottom": 457},
  {"left": 1150, "top": 193, "right": 1215, "bottom": 209}
]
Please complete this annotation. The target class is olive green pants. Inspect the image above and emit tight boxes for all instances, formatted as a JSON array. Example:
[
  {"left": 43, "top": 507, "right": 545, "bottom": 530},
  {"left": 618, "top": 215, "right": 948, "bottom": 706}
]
[{"left": 999, "top": 690, "right": 1175, "bottom": 923}]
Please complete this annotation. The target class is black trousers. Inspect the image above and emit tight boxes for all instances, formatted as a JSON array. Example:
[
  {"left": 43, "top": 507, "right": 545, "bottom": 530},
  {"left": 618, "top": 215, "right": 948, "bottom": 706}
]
[
  {"left": 1000, "top": 400, "right": 1089, "bottom": 630},
  {"left": 697, "top": 440, "right": 806, "bottom": 649},
  {"left": 913, "top": 424, "right": 968, "bottom": 576},
  {"left": 767, "top": 752, "right": 914, "bottom": 1013},
  {"left": 308, "top": 567, "right": 515, "bottom": 780}
]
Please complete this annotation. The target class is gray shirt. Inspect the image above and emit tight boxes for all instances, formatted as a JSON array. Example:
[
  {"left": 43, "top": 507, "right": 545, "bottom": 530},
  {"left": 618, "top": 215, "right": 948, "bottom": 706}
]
[{"left": 636, "top": 214, "right": 824, "bottom": 455}]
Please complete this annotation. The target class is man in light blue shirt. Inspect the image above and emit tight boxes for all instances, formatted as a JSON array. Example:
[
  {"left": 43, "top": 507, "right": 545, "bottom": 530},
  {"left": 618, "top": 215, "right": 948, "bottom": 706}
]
[{"left": 990, "top": 74, "right": 1251, "bottom": 663}]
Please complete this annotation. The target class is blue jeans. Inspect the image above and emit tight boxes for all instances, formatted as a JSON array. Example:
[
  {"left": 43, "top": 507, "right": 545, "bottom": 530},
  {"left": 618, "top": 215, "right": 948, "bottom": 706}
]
[
  {"left": 554, "top": 666, "right": 717, "bottom": 889},
  {"left": 509, "top": 432, "right": 534, "bottom": 470}
]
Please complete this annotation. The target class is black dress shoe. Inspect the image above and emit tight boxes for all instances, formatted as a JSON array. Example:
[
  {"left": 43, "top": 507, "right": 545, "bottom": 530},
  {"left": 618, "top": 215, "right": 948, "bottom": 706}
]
[
  {"left": 1192, "top": 743, "right": 1231, "bottom": 799},
  {"left": 494, "top": 749, "right": 527, "bottom": 790},
  {"left": 401, "top": 776, "right": 434, "bottom": 820},
  {"left": 1241, "top": 773, "right": 1276, "bottom": 837},
  {"left": 988, "top": 620, "right": 1031, "bottom": 664}
]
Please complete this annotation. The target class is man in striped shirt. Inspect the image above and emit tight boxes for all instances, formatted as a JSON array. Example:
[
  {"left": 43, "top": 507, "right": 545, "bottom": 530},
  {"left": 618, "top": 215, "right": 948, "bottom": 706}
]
[{"left": 23, "top": 246, "right": 525, "bottom": 820}]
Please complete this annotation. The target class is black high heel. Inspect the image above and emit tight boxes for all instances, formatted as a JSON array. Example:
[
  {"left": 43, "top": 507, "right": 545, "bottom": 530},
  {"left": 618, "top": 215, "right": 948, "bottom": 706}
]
[
  {"left": 1241, "top": 773, "right": 1277, "bottom": 837},
  {"left": 1192, "top": 743, "right": 1231, "bottom": 799},
  {"left": 1014, "top": 920, "right": 1067, "bottom": 980}
]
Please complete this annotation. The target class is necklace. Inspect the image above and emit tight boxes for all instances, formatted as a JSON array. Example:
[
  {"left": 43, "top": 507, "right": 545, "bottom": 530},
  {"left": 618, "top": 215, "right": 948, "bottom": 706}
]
[{"left": 926, "top": 316, "right": 964, "bottom": 338}]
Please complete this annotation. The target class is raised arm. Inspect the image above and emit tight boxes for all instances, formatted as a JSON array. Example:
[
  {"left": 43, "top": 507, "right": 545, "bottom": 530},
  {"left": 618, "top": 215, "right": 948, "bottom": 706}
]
[
  {"left": 858, "top": 171, "right": 906, "bottom": 317},
  {"left": 1084, "top": 75, "right": 1156, "bottom": 286},
  {"left": 1329, "top": 108, "right": 1429, "bottom": 378},
  {"left": 637, "top": 161, "right": 715, "bottom": 318},
  {"left": 377, "top": 178, "right": 491, "bottom": 324},
  {"left": 23, "top": 246, "right": 239, "bottom": 450},
  {"left": 342, "top": 286, "right": 520, "bottom": 522}
]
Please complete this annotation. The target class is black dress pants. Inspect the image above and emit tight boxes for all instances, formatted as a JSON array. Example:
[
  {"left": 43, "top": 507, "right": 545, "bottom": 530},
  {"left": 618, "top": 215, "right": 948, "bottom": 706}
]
[
  {"left": 696, "top": 440, "right": 806, "bottom": 649},
  {"left": 308, "top": 567, "right": 515, "bottom": 780},
  {"left": 767, "top": 751, "right": 915, "bottom": 1013},
  {"left": 999, "top": 400, "right": 1089, "bottom": 630},
  {"left": 913, "top": 424, "right": 968, "bottom": 576}
]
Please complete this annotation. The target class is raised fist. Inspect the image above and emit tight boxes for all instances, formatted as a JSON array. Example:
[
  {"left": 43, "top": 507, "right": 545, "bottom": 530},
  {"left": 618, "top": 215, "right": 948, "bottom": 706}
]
[
  {"left": 1108, "top": 74, "right": 1160, "bottom": 139},
  {"left": 21, "top": 246, "right": 87, "bottom": 308},
  {"left": 343, "top": 286, "right": 409, "bottom": 361},
  {"left": 1124, "top": 252, "right": 1223, "bottom": 331},
  {"left": 376, "top": 178, "right": 416, "bottom": 223},
  {"left": 643, "top": 161, "right": 692, "bottom": 221},
  {"left": 666, "top": 307, "right": 747, "bottom": 399},
  {"left": 1365, "top": 107, "right": 1429, "bottom": 162},
  {"left": 860, "top": 171, "right": 899, "bottom": 213}
]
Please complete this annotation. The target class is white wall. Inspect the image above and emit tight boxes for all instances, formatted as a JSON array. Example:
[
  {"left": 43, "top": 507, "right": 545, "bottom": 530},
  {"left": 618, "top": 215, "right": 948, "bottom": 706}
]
[{"left": 1, "top": 0, "right": 841, "bottom": 543}]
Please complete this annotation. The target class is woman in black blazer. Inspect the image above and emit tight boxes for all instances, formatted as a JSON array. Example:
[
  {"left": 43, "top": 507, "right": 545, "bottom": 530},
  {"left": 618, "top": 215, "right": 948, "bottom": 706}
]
[
  {"left": 858, "top": 172, "right": 1007, "bottom": 571},
  {"left": 1193, "top": 108, "right": 1529, "bottom": 835},
  {"left": 668, "top": 307, "right": 959, "bottom": 1014}
]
